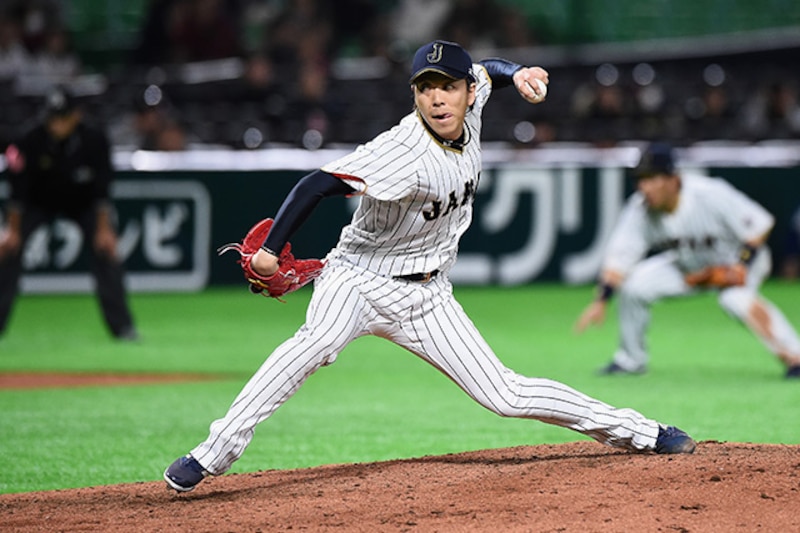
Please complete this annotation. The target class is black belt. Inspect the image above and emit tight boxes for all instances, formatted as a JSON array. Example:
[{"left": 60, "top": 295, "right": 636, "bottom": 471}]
[{"left": 394, "top": 270, "right": 439, "bottom": 283}]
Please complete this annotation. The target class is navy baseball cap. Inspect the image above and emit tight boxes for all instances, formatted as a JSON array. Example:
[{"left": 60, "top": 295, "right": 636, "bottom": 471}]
[
  {"left": 632, "top": 142, "right": 676, "bottom": 178},
  {"left": 409, "top": 40, "right": 475, "bottom": 84}
]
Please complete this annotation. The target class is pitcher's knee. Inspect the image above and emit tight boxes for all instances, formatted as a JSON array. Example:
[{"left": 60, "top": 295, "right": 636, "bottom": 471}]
[
  {"left": 475, "top": 386, "right": 528, "bottom": 418},
  {"left": 491, "top": 401, "right": 524, "bottom": 418},
  {"left": 619, "top": 280, "right": 656, "bottom": 305},
  {"left": 481, "top": 378, "right": 552, "bottom": 418},
  {"left": 718, "top": 287, "right": 753, "bottom": 318}
]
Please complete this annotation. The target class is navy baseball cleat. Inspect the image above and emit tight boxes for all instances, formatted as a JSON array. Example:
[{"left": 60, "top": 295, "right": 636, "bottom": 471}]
[
  {"left": 786, "top": 365, "right": 800, "bottom": 378},
  {"left": 164, "top": 454, "right": 208, "bottom": 492},
  {"left": 655, "top": 425, "right": 696, "bottom": 454},
  {"left": 597, "top": 361, "right": 647, "bottom": 376}
]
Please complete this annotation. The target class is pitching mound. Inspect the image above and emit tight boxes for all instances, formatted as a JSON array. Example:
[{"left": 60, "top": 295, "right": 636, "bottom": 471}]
[
  {"left": 2, "top": 441, "right": 798, "bottom": 532},
  {"left": 0, "top": 372, "right": 220, "bottom": 389}
]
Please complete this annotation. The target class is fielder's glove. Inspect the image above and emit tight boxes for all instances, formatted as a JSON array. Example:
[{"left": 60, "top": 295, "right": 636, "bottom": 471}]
[
  {"left": 684, "top": 264, "right": 746, "bottom": 288},
  {"left": 218, "top": 218, "right": 324, "bottom": 300}
]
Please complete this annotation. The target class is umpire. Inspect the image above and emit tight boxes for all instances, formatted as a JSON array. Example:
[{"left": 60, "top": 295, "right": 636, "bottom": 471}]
[{"left": 0, "top": 86, "right": 138, "bottom": 340}]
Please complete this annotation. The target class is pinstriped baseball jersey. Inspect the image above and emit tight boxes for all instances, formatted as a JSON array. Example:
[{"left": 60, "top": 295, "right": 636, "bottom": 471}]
[
  {"left": 321, "top": 65, "right": 491, "bottom": 277},
  {"left": 172, "top": 52, "right": 690, "bottom": 488},
  {"left": 604, "top": 174, "right": 775, "bottom": 275}
]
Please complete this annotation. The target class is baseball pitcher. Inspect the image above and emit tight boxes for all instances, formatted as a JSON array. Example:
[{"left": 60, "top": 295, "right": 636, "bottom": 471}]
[{"left": 164, "top": 41, "right": 696, "bottom": 493}]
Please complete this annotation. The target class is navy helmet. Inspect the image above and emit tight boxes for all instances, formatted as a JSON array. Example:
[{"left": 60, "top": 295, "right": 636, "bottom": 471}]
[
  {"left": 42, "top": 85, "right": 78, "bottom": 119},
  {"left": 632, "top": 142, "right": 676, "bottom": 179}
]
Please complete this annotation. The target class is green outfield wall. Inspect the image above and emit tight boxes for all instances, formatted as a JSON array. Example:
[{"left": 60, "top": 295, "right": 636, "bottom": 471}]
[{"left": 2, "top": 149, "right": 797, "bottom": 292}]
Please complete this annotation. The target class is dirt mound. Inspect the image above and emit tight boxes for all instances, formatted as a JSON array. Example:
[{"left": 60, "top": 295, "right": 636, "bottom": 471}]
[
  {"left": 0, "top": 372, "right": 219, "bottom": 389},
  {"left": 2, "top": 441, "right": 798, "bottom": 532}
]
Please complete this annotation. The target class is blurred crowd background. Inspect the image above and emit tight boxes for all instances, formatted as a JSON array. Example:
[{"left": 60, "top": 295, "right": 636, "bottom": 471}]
[{"left": 0, "top": 0, "right": 799, "bottom": 152}]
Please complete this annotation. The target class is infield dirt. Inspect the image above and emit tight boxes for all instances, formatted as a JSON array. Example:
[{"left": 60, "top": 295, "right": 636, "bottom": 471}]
[{"left": 2, "top": 441, "right": 798, "bottom": 532}]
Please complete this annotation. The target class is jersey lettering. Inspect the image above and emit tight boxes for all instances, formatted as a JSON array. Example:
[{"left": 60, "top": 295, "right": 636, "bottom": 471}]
[
  {"left": 654, "top": 235, "right": 717, "bottom": 252},
  {"left": 461, "top": 178, "right": 476, "bottom": 206},
  {"left": 423, "top": 201, "right": 441, "bottom": 221},
  {"left": 441, "top": 191, "right": 460, "bottom": 217},
  {"left": 422, "top": 178, "right": 477, "bottom": 221}
]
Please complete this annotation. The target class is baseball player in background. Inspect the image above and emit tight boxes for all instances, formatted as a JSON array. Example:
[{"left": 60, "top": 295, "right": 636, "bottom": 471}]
[
  {"left": 575, "top": 142, "right": 800, "bottom": 378},
  {"left": 164, "top": 41, "right": 696, "bottom": 493}
]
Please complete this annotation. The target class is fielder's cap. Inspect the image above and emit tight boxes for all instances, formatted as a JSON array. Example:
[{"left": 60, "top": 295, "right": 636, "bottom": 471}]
[
  {"left": 632, "top": 142, "right": 676, "bottom": 178},
  {"left": 409, "top": 40, "right": 475, "bottom": 84},
  {"left": 42, "top": 85, "right": 78, "bottom": 118}
]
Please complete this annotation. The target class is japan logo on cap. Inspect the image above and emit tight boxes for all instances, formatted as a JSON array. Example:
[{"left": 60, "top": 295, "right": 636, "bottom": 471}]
[{"left": 409, "top": 40, "right": 474, "bottom": 84}]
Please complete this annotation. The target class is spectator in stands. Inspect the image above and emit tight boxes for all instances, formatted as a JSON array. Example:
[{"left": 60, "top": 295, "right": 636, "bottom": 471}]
[
  {"left": 21, "top": 26, "right": 81, "bottom": 81},
  {"left": 741, "top": 81, "right": 800, "bottom": 140},
  {"left": 254, "top": 0, "right": 334, "bottom": 145},
  {"left": 437, "top": 0, "right": 534, "bottom": 50},
  {"left": 684, "top": 84, "right": 739, "bottom": 141},
  {"left": 572, "top": 80, "right": 634, "bottom": 147},
  {"left": 294, "top": 59, "right": 330, "bottom": 137},
  {"left": 242, "top": 52, "right": 275, "bottom": 91},
  {"left": 6, "top": 0, "right": 61, "bottom": 57},
  {"left": 155, "top": 121, "right": 188, "bottom": 150},
  {"left": 264, "top": 0, "right": 332, "bottom": 70},
  {"left": 229, "top": 51, "right": 283, "bottom": 124},
  {"left": 133, "top": 0, "right": 243, "bottom": 65},
  {"left": 630, "top": 65, "right": 668, "bottom": 140},
  {"left": 132, "top": 0, "right": 174, "bottom": 65},
  {"left": 0, "top": 12, "right": 29, "bottom": 80},
  {"left": 329, "top": 0, "right": 390, "bottom": 58},
  {"left": 109, "top": 87, "right": 190, "bottom": 151},
  {"left": 389, "top": 0, "right": 454, "bottom": 51},
  {"left": 169, "top": 0, "right": 243, "bottom": 63},
  {"left": 1, "top": 1, "right": 81, "bottom": 87}
]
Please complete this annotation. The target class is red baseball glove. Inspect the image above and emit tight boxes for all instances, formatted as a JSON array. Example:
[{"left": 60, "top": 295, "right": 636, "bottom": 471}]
[
  {"left": 217, "top": 218, "right": 324, "bottom": 300},
  {"left": 684, "top": 264, "right": 746, "bottom": 288}
]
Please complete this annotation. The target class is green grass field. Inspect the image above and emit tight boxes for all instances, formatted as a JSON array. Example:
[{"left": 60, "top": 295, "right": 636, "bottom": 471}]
[{"left": 1, "top": 282, "right": 798, "bottom": 494}]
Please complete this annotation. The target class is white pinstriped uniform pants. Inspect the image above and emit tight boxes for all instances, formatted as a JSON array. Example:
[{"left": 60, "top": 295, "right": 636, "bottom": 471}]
[
  {"left": 612, "top": 248, "right": 800, "bottom": 371},
  {"left": 192, "top": 257, "right": 660, "bottom": 475}
]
